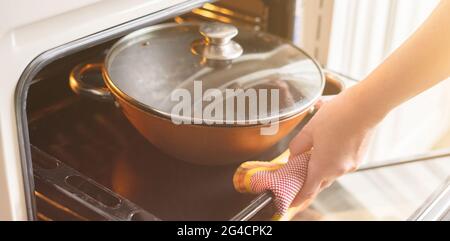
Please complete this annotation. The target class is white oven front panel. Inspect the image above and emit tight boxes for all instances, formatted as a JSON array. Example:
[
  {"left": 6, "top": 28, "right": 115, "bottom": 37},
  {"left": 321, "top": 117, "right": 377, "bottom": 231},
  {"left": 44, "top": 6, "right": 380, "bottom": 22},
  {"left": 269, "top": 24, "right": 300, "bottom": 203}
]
[{"left": 0, "top": 0, "right": 191, "bottom": 221}]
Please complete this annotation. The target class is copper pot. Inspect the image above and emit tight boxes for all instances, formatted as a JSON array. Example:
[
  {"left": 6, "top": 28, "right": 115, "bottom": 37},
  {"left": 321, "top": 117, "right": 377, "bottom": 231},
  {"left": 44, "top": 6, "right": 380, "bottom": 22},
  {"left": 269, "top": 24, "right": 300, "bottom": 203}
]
[{"left": 69, "top": 22, "right": 340, "bottom": 165}]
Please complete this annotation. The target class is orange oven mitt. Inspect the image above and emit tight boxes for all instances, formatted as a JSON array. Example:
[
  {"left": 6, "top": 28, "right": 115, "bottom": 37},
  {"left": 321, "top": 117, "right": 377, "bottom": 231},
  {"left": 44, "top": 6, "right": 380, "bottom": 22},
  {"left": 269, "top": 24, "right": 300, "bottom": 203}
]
[{"left": 233, "top": 150, "right": 310, "bottom": 220}]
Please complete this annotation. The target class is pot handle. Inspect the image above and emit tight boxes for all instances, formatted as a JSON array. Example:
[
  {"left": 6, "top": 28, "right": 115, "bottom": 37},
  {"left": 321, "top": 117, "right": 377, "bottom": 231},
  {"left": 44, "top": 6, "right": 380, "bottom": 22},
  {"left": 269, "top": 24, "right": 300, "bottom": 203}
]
[
  {"left": 69, "top": 63, "right": 114, "bottom": 102},
  {"left": 308, "top": 71, "right": 349, "bottom": 114},
  {"left": 323, "top": 70, "right": 347, "bottom": 96}
]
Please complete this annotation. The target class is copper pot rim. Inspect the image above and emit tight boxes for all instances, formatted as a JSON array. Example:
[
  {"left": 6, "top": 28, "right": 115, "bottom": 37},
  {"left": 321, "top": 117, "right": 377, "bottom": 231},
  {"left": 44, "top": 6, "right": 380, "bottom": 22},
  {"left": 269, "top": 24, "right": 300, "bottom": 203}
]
[
  {"left": 101, "top": 22, "right": 325, "bottom": 128},
  {"left": 109, "top": 80, "right": 313, "bottom": 129}
]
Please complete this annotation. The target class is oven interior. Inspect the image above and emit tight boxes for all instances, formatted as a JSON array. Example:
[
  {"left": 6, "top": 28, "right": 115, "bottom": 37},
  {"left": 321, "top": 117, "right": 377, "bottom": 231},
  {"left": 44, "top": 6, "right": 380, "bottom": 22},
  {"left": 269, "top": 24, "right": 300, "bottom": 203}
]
[{"left": 23, "top": 0, "right": 338, "bottom": 221}]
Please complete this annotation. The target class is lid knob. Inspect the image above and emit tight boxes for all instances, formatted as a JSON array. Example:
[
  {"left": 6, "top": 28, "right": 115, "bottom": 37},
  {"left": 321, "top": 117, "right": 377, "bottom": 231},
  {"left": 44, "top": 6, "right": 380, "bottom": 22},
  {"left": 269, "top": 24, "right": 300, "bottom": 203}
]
[
  {"left": 196, "top": 22, "right": 243, "bottom": 61},
  {"left": 200, "top": 22, "right": 239, "bottom": 45}
]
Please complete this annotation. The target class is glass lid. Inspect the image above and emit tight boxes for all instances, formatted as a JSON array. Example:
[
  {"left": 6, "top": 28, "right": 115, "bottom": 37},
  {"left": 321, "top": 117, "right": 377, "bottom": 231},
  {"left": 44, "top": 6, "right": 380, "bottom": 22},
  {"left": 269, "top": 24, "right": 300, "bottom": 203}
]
[{"left": 105, "top": 22, "right": 324, "bottom": 124}]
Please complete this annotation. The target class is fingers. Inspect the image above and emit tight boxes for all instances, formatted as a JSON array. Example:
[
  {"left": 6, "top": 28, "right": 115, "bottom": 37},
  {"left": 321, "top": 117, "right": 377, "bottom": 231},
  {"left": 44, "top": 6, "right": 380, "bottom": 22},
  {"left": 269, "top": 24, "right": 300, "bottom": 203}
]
[
  {"left": 289, "top": 152, "right": 337, "bottom": 209},
  {"left": 289, "top": 130, "right": 313, "bottom": 157},
  {"left": 314, "top": 96, "right": 335, "bottom": 110},
  {"left": 318, "top": 178, "right": 336, "bottom": 196},
  {"left": 314, "top": 99, "right": 324, "bottom": 109},
  {"left": 290, "top": 166, "right": 321, "bottom": 208},
  {"left": 290, "top": 178, "right": 334, "bottom": 210},
  {"left": 319, "top": 179, "right": 333, "bottom": 190}
]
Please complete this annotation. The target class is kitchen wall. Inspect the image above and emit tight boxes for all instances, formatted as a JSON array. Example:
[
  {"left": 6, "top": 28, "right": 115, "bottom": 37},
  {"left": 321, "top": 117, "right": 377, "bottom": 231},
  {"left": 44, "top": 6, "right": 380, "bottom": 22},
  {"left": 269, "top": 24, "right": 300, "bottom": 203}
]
[{"left": 325, "top": 0, "right": 449, "bottom": 163}]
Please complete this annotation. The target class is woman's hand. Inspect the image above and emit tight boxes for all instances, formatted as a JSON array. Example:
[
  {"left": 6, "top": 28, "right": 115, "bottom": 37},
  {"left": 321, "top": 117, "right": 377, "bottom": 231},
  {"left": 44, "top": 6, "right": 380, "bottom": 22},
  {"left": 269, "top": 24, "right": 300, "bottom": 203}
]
[
  {"left": 288, "top": 0, "right": 450, "bottom": 211},
  {"left": 288, "top": 86, "right": 384, "bottom": 209}
]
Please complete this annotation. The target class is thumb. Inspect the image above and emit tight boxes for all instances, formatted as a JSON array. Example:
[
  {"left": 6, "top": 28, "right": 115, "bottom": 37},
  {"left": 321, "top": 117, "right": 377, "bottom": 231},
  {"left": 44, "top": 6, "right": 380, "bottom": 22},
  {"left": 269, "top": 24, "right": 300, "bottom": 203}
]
[
  {"left": 289, "top": 130, "right": 313, "bottom": 156},
  {"left": 290, "top": 163, "right": 322, "bottom": 208}
]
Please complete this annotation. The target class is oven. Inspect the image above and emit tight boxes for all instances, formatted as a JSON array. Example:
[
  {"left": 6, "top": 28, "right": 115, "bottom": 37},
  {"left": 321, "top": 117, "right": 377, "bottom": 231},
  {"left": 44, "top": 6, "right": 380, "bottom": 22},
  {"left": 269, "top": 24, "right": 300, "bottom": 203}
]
[
  {"left": 3, "top": 0, "right": 450, "bottom": 221},
  {"left": 11, "top": 0, "right": 313, "bottom": 221}
]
